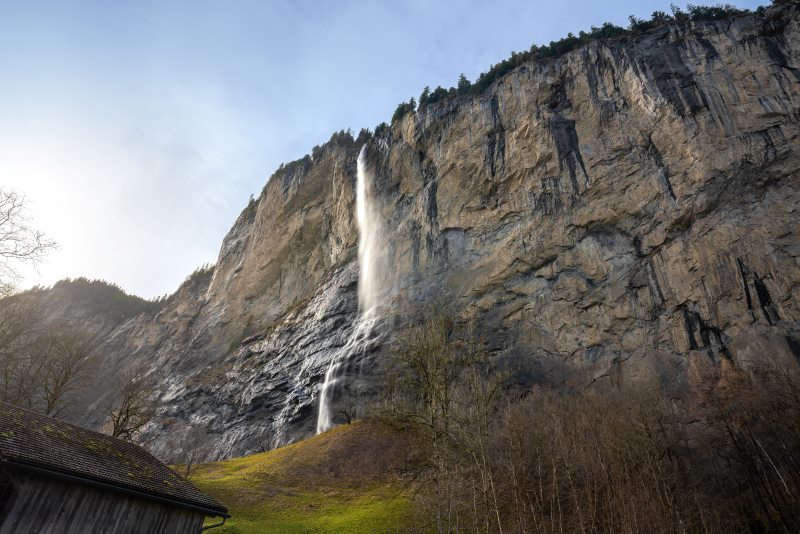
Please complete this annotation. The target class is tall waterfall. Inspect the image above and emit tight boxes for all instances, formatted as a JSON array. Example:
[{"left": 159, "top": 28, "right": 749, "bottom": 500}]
[
  {"left": 355, "top": 145, "right": 381, "bottom": 313},
  {"left": 316, "top": 145, "right": 382, "bottom": 434}
]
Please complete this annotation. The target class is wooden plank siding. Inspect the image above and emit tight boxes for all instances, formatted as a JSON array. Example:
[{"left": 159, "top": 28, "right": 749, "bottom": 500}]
[{"left": 0, "top": 471, "right": 206, "bottom": 534}]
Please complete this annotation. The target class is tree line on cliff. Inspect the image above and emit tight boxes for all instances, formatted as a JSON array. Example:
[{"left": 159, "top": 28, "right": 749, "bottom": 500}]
[
  {"left": 266, "top": 3, "right": 792, "bottom": 195},
  {"left": 390, "top": 2, "right": 782, "bottom": 125}
]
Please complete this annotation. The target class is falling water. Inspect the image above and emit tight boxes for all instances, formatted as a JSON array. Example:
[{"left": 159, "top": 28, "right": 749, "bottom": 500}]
[
  {"left": 316, "top": 145, "right": 382, "bottom": 434},
  {"left": 354, "top": 145, "right": 381, "bottom": 313}
]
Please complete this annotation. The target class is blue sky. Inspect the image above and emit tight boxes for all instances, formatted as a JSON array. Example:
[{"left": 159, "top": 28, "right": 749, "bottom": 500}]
[{"left": 0, "top": 0, "right": 764, "bottom": 298}]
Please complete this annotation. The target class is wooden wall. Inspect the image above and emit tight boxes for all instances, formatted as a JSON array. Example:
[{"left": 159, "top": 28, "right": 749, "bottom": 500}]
[{"left": 0, "top": 470, "right": 207, "bottom": 534}]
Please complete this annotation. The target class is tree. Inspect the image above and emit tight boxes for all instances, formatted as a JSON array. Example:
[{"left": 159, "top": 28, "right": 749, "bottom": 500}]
[
  {"left": 355, "top": 127, "right": 372, "bottom": 145},
  {"left": 0, "top": 296, "right": 40, "bottom": 401},
  {"left": 0, "top": 189, "right": 56, "bottom": 296},
  {"left": 177, "top": 425, "right": 207, "bottom": 479},
  {"left": 29, "top": 323, "right": 92, "bottom": 417},
  {"left": 374, "top": 122, "right": 390, "bottom": 137},
  {"left": 419, "top": 86, "right": 431, "bottom": 107},
  {"left": 108, "top": 376, "right": 154, "bottom": 441},
  {"left": 456, "top": 73, "right": 471, "bottom": 95},
  {"left": 392, "top": 98, "right": 417, "bottom": 123},
  {"left": 247, "top": 432, "right": 273, "bottom": 454},
  {"left": 336, "top": 384, "right": 361, "bottom": 425},
  {"left": 428, "top": 86, "right": 448, "bottom": 104},
  {"left": 382, "top": 308, "right": 478, "bottom": 533},
  {"left": 0, "top": 319, "right": 91, "bottom": 417}
]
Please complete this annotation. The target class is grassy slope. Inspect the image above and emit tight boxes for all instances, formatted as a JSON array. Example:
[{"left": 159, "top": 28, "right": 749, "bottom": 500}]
[{"left": 191, "top": 420, "right": 424, "bottom": 533}]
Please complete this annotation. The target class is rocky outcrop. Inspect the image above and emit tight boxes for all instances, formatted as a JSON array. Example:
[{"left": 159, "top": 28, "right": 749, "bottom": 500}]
[{"left": 18, "top": 4, "right": 800, "bottom": 460}]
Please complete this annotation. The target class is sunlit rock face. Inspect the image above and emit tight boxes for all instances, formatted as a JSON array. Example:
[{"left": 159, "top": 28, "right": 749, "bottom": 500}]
[{"left": 21, "top": 4, "right": 800, "bottom": 460}]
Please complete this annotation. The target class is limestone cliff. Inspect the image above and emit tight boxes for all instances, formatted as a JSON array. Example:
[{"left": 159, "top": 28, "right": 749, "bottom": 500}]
[{"left": 17, "top": 4, "right": 800, "bottom": 460}]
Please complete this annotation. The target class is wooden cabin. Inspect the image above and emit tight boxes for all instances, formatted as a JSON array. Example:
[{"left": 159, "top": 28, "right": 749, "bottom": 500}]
[{"left": 0, "top": 402, "right": 228, "bottom": 533}]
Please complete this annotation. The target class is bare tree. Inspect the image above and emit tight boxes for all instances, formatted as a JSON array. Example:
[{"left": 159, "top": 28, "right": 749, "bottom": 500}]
[
  {"left": 248, "top": 432, "right": 273, "bottom": 454},
  {"left": 0, "top": 189, "right": 61, "bottom": 411},
  {"left": 177, "top": 425, "right": 207, "bottom": 480},
  {"left": 109, "top": 376, "right": 154, "bottom": 441},
  {"left": 45, "top": 328, "right": 90, "bottom": 416},
  {"left": 0, "top": 296, "right": 41, "bottom": 402},
  {"left": 31, "top": 324, "right": 92, "bottom": 417},
  {"left": 336, "top": 384, "right": 361, "bottom": 425},
  {"left": 181, "top": 450, "right": 200, "bottom": 480},
  {"left": 0, "top": 189, "right": 56, "bottom": 296},
  {"left": 0, "top": 320, "right": 91, "bottom": 417},
  {"left": 382, "top": 309, "right": 478, "bottom": 533}
]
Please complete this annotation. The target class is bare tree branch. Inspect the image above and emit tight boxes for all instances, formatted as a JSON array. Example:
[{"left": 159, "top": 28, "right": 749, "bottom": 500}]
[
  {"left": 0, "top": 189, "right": 57, "bottom": 296},
  {"left": 109, "top": 375, "right": 155, "bottom": 441}
]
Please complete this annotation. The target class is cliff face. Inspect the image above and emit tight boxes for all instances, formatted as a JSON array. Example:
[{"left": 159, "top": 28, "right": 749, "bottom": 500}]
[{"left": 21, "top": 5, "right": 800, "bottom": 460}]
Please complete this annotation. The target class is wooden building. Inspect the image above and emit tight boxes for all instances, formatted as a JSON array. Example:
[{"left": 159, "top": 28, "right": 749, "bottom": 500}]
[{"left": 0, "top": 402, "right": 228, "bottom": 533}]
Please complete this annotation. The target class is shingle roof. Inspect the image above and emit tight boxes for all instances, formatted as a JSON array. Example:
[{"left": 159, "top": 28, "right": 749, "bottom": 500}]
[{"left": 0, "top": 402, "right": 227, "bottom": 516}]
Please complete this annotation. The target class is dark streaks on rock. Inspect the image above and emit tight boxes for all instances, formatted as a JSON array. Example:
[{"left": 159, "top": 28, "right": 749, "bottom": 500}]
[
  {"left": 683, "top": 307, "right": 732, "bottom": 361},
  {"left": 485, "top": 94, "right": 506, "bottom": 178},
  {"left": 636, "top": 32, "right": 710, "bottom": 117},
  {"left": 696, "top": 35, "right": 719, "bottom": 61},
  {"left": 683, "top": 308, "right": 700, "bottom": 350},
  {"left": 426, "top": 180, "right": 438, "bottom": 224},
  {"left": 787, "top": 336, "right": 800, "bottom": 361},
  {"left": 648, "top": 137, "right": 677, "bottom": 201},
  {"left": 536, "top": 177, "right": 564, "bottom": 215},
  {"left": 760, "top": 13, "right": 800, "bottom": 81},
  {"left": 550, "top": 117, "right": 589, "bottom": 193},
  {"left": 736, "top": 258, "right": 754, "bottom": 311},
  {"left": 646, "top": 260, "right": 666, "bottom": 306},
  {"left": 754, "top": 274, "right": 780, "bottom": 324}
]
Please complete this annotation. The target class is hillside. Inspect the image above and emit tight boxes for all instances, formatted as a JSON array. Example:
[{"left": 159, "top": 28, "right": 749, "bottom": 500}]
[
  {"left": 190, "top": 420, "right": 423, "bottom": 533},
  {"left": 5, "top": 1, "right": 800, "bottom": 462}
]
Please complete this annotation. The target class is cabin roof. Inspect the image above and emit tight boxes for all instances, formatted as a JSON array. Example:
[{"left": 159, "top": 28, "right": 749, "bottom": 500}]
[{"left": 0, "top": 402, "right": 227, "bottom": 517}]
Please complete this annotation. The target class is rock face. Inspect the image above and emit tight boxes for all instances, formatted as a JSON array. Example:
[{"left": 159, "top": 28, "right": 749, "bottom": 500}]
[{"left": 18, "top": 5, "right": 800, "bottom": 460}]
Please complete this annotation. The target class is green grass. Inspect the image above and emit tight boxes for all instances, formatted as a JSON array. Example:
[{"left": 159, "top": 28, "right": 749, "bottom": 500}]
[
  {"left": 195, "top": 487, "right": 413, "bottom": 534},
  {"left": 190, "top": 421, "right": 421, "bottom": 533}
]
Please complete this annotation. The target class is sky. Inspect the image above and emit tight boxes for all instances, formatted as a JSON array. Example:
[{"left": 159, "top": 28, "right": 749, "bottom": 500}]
[{"left": 0, "top": 0, "right": 764, "bottom": 299}]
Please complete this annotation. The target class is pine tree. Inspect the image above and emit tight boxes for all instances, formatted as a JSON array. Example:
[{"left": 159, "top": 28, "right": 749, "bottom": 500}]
[
  {"left": 420, "top": 86, "right": 431, "bottom": 107},
  {"left": 457, "top": 73, "right": 471, "bottom": 94}
]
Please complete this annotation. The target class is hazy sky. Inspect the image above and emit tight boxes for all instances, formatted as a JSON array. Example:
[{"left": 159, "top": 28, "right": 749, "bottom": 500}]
[{"left": 0, "top": 0, "right": 763, "bottom": 298}]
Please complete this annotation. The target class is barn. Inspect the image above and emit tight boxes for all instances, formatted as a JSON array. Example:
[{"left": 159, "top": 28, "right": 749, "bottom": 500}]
[{"left": 0, "top": 402, "right": 228, "bottom": 533}]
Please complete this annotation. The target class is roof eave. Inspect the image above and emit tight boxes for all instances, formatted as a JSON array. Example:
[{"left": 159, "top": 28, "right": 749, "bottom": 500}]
[{"left": 1, "top": 458, "right": 229, "bottom": 519}]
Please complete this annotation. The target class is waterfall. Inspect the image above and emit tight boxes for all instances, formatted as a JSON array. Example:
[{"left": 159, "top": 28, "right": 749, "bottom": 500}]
[
  {"left": 315, "top": 309, "right": 379, "bottom": 433},
  {"left": 316, "top": 145, "right": 382, "bottom": 434},
  {"left": 355, "top": 145, "right": 381, "bottom": 312}
]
